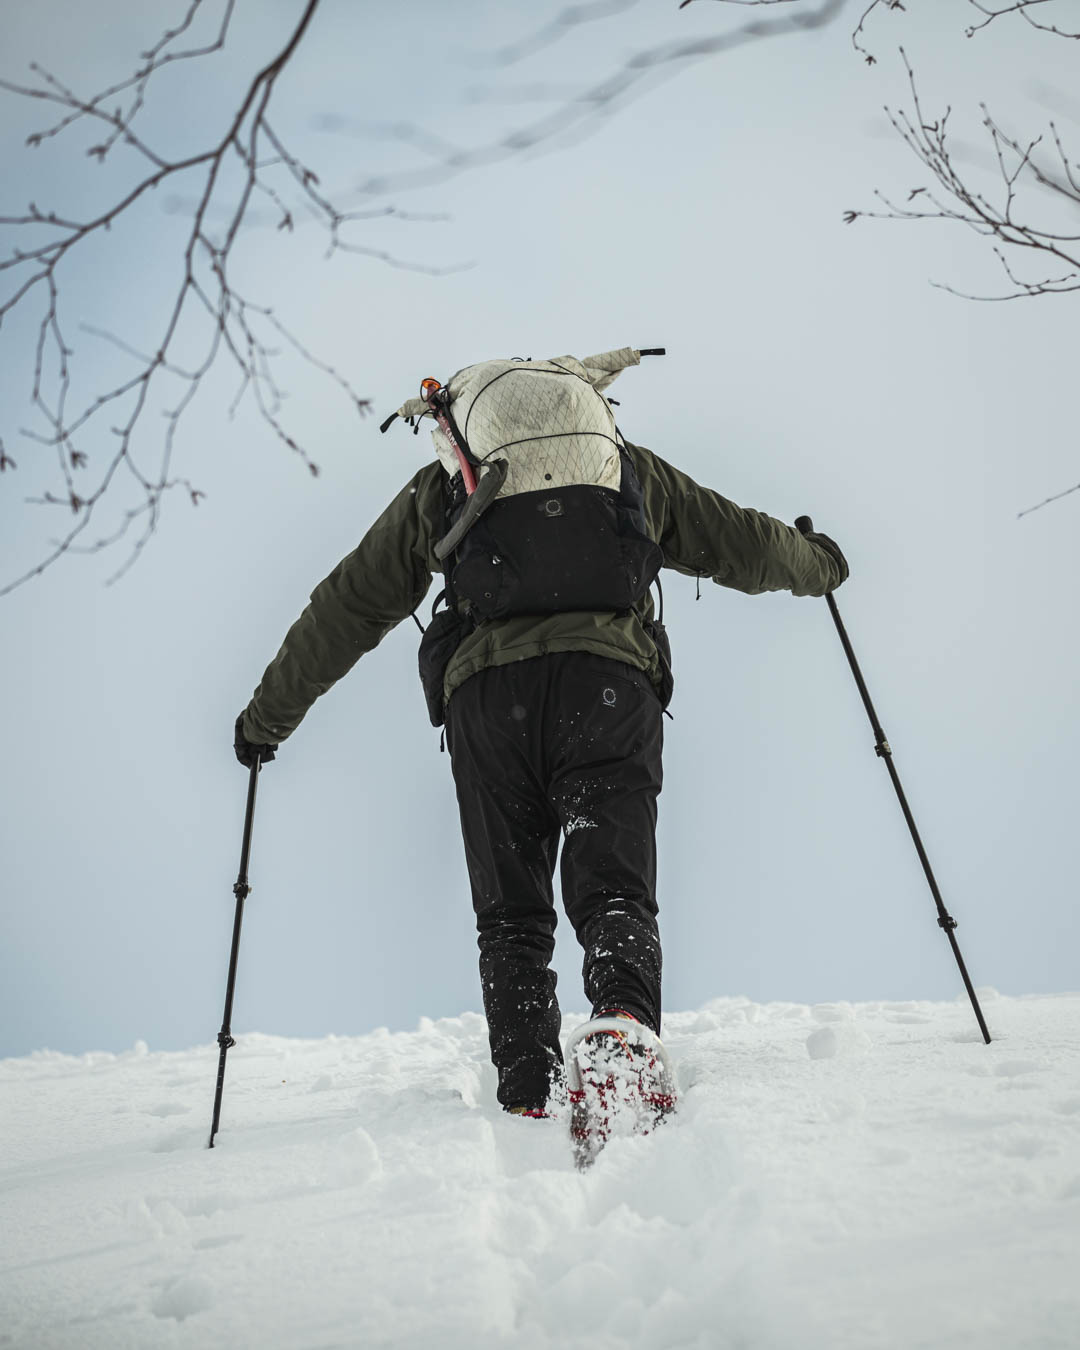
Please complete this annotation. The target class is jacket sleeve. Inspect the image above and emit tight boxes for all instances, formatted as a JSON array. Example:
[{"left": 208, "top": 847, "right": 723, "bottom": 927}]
[
  {"left": 242, "top": 465, "right": 443, "bottom": 744},
  {"left": 630, "top": 443, "right": 846, "bottom": 598}
]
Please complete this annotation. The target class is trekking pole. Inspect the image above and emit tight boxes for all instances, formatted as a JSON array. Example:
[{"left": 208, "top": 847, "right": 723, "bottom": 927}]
[
  {"left": 208, "top": 756, "right": 262, "bottom": 1147},
  {"left": 795, "top": 516, "right": 991, "bottom": 1045}
]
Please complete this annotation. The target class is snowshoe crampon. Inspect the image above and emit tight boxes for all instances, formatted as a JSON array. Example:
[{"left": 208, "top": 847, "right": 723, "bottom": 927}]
[{"left": 564, "top": 1017, "right": 677, "bottom": 1169}]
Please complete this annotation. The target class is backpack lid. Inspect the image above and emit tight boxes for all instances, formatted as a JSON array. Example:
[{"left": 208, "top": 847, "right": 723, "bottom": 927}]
[{"left": 392, "top": 348, "right": 650, "bottom": 494}]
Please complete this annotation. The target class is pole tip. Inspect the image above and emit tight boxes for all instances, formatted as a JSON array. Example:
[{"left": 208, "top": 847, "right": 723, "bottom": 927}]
[{"left": 795, "top": 515, "right": 814, "bottom": 535}]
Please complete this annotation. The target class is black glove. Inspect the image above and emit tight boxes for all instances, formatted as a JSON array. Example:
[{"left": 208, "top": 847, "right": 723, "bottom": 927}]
[
  {"left": 234, "top": 712, "right": 277, "bottom": 769},
  {"left": 803, "top": 529, "right": 849, "bottom": 588}
]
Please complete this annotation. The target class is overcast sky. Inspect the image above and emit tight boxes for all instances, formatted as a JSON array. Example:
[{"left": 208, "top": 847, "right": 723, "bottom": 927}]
[{"left": 2, "top": 0, "right": 1076, "bottom": 1060}]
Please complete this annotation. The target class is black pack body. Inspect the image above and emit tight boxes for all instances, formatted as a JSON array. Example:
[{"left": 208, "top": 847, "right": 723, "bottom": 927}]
[{"left": 450, "top": 464, "right": 663, "bottom": 623}]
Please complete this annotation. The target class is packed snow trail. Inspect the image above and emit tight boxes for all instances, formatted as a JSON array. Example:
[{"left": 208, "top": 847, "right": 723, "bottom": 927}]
[{"left": 2, "top": 992, "right": 1079, "bottom": 1349}]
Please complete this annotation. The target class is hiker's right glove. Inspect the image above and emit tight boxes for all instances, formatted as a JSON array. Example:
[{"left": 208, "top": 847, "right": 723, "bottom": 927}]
[
  {"left": 234, "top": 712, "right": 277, "bottom": 769},
  {"left": 803, "top": 529, "right": 849, "bottom": 590}
]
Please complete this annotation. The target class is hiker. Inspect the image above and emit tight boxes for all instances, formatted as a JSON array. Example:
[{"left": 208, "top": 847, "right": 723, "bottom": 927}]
[{"left": 234, "top": 349, "right": 847, "bottom": 1121}]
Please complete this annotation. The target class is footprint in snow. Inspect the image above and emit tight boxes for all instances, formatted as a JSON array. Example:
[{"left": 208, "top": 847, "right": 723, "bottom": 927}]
[
  {"left": 998, "top": 1135, "right": 1050, "bottom": 1159},
  {"left": 880, "top": 1002, "right": 933, "bottom": 1023},
  {"left": 993, "top": 1060, "right": 1040, "bottom": 1079},
  {"left": 806, "top": 1024, "right": 871, "bottom": 1060},
  {"left": 147, "top": 1102, "right": 191, "bottom": 1118},
  {"left": 874, "top": 1145, "right": 912, "bottom": 1166},
  {"left": 151, "top": 1129, "right": 203, "bottom": 1154},
  {"left": 151, "top": 1274, "right": 215, "bottom": 1321},
  {"left": 193, "top": 1234, "right": 243, "bottom": 1251},
  {"left": 821, "top": 1093, "right": 865, "bottom": 1123},
  {"left": 807, "top": 1027, "right": 839, "bottom": 1060}
]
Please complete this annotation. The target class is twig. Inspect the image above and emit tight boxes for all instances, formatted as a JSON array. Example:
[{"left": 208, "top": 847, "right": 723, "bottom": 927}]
[
  {"left": 1018, "top": 481, "right": 1080, "bottom": 516},
  {"left": 965, "top": 0, "right": 1080, "bottom": 40},
  {"left": 843, "top": 50, "right": 1080, "bottom": 300},
  {"left": 474, "top": 1, "right": 643, "bottom": 66},
  {"left": 852, "top": 0, "right": 905, "bottom": 65}
]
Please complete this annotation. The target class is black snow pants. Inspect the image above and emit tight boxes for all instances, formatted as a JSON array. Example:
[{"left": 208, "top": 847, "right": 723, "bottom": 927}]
[{"left": 445, "top": 652, "right": 664, "bottom": 1110}]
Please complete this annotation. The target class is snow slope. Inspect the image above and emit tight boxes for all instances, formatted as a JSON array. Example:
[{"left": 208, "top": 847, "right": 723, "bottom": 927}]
[{"left": 2, "top": 992, "right": 1079, "bottom": 1349}]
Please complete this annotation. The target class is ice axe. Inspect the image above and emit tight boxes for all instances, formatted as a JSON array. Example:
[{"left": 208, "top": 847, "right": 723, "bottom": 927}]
[
  {"left": 796, "top": 515, "right": 991, "bottom": 1045},
  {"left": 417, "top": 377, "right": 509, "bottom": 562}
]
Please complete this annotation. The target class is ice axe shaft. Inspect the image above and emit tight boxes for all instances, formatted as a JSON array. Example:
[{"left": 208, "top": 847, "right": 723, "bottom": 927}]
[
  {"left": 208, "top": 756, "right": 262, "bottom": 1147},
  {"left": 796, "top": 515, "right": 991, "bottom": 1045},
  {"left": 421, "top": 378, "right": 477, "bottom": 495}
]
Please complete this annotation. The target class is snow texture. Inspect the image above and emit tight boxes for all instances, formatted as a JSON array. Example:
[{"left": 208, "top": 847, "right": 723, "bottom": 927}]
[{"left": 2, "top": 992, "right": 1079, "bottom": 1349}]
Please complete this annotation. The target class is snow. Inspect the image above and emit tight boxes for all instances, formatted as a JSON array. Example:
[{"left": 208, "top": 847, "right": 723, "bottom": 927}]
[{"left": 2, "top": 992, "right": 1079, "bottom": 1349}]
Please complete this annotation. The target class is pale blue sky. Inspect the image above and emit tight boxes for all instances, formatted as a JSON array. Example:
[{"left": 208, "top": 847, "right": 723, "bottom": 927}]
[{"left": 2, "top": 1, "right": 1076, "bottom": 1058}]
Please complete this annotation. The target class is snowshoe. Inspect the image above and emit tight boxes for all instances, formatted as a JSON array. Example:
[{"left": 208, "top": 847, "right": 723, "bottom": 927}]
[{"left": 564, "top": 1015, "right": 677, "bottom": 1169}]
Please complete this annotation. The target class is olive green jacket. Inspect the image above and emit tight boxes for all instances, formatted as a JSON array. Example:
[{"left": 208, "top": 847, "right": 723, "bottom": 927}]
[{"left": 242, "top": 443, "right": 844, "bottom": 745}]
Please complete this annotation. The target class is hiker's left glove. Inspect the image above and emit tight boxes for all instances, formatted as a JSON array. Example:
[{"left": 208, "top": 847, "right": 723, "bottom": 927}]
[
  {"left": 234, "top": 712, "right": 277, "bottom": 769},
  {"left": 803, "top": 529, "right": 849, "bottom": 589}
]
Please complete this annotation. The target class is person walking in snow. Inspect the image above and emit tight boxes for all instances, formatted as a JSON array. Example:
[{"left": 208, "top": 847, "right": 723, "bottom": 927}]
[{"left": 234, "top": 348, "right": 847, "bottom": 1126}]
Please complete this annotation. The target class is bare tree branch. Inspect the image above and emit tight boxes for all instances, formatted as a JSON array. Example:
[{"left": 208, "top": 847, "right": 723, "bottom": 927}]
[
  {"left": 15, "top": 0, "right": 238, "bottom": 157},
  {"left": 965, "top": 0, "right": 1080, "bottom": 40},
  {"left": 1018, "top": 480, "right": 1080, "bottom": 516},
  {"left": 851, "top": 0, "right": 905, "bottom": 65},
  {"left": 844, "top": 51, "right": 1080, "bottom": 299},
  {"left": 680, "top": 0, "right": 804, "bottom": 9},
  {"left": 843, "top": 22, "right": 1080, "bottom": 513},
  {"left": 473, "top": 0, "right": 644, "bottom": 66},
  {"left": 350, "top": 0, "right": 850, "bottom": 198},
  {"left": 0, "top": 0, "right": 412, "bottom": 595},
  {"left": 679, "top": 0, "right": 801, "bottom": 9}
]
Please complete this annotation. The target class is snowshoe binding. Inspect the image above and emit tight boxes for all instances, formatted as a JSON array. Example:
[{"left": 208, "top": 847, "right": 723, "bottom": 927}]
[{"left": 564, "top": 1013, "right": 677, "bottom": 1169}]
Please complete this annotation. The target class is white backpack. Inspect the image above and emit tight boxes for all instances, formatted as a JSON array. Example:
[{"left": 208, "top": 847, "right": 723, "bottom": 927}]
[{"left": 381, "top": 347, "right": 664, "bottom": 565}]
